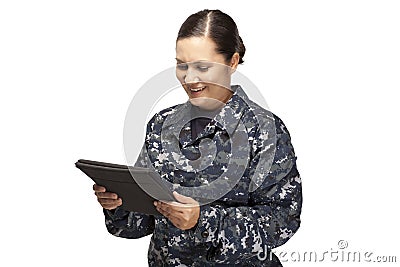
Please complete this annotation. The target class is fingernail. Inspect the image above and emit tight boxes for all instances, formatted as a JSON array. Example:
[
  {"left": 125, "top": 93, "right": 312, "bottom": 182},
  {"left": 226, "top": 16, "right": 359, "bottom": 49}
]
[{"left": 153, "top": 201, "right": 157, "bottom": 206}]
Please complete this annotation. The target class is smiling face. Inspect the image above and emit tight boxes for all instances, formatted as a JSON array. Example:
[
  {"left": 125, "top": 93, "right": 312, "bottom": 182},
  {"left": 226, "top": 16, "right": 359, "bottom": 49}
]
[{"left": 176, "top": 37, "right": 239, "bottom": 110}]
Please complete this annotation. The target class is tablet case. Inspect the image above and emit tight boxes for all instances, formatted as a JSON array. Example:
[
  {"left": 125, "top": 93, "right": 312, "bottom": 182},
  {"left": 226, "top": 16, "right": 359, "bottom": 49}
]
[{"left": 75, "top": 159, "right": 175, "bottom": 215}]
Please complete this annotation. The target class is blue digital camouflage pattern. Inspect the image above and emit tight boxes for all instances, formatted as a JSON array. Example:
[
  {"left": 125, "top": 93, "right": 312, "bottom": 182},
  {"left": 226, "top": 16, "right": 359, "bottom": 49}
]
[{"left": 103, "top": 85, "right": 302, "bottom": 266}]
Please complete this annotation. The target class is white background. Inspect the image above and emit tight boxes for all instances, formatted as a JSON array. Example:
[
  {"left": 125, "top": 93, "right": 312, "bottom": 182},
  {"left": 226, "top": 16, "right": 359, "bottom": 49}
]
[{"left": 1, "top": 1, "right": 399, "bottom": 266}]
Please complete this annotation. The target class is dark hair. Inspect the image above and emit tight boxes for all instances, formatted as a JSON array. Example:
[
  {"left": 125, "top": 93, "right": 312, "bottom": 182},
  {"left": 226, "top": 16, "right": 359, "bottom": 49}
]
[{"left": 177, "top": 9, "right": 246, "bottom": 64}]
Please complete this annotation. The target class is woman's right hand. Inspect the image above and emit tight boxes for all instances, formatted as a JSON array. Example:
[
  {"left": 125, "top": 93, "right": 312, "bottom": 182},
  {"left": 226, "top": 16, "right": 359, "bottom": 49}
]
[{"left": 93, "top": 184, "right": 122, "bottom": 210}]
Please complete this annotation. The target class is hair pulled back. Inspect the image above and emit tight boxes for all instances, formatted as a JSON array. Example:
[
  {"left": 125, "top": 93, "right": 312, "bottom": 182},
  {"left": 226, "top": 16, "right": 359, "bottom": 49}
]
[{"left": 177, "top": 9, "right": 246, "bottom": 64}]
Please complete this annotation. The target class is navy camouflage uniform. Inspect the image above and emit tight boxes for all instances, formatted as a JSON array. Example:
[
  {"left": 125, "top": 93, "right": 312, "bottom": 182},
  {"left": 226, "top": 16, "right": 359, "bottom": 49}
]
[{"left": 104, "top": 85, "right": 302, "bottom": 266}]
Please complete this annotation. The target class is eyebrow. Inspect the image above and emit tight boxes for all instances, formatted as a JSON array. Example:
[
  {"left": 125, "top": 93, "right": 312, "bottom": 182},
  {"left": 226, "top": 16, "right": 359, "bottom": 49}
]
[{"left": 175, "top": 58, "right": 210, "bottom": 64}]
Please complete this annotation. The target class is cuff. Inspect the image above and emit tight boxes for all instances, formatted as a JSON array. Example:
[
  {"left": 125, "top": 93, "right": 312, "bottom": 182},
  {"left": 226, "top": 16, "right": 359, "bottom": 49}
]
[
  {"left": 193, "top": 204, "right": 222, "bottom": 247},
  {"left": 103, "top": 207, "right": 130, "bottom": 221}
]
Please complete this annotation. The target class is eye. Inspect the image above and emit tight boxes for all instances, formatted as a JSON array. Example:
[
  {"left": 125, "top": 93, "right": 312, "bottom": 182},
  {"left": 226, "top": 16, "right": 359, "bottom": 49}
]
[
  {"left": 197, "top": 66, "right": 209, "bottom": 72},
  {"left": 176, "top": 63, "right": 188, "bottom": 70}
]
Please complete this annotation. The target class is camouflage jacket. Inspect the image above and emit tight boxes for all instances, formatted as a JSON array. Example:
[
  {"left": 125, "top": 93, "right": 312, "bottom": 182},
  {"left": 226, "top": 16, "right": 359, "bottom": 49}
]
[{"left": 103, "top": 85, "right": 302, "bottom": 266}]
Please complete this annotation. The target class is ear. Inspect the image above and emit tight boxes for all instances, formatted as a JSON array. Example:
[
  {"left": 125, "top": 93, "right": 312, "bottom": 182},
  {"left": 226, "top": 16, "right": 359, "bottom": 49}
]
[{"left": 229, "top": 52, "right": 240, "bottom": 73}]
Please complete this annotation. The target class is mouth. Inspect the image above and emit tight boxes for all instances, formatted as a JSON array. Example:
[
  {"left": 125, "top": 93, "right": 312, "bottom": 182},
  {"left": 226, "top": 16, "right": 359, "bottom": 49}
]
[
  {"left": 190, "top": 86, "right": 206, "bottom": 92},
  {"left": 188, "top": 85, "right": 206, "bottom": 97}
]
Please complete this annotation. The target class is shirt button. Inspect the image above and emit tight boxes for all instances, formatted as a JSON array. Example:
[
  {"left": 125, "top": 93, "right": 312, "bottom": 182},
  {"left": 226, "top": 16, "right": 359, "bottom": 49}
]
[{"left": 201, "top": 230, "right": 209, "bottom": 238}]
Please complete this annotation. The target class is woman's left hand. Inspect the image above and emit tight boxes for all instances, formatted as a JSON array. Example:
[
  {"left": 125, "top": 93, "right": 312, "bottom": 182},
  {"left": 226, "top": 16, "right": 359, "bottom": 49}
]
[{"left": 154, "top": 191, "right": 200, "bottom": 230}]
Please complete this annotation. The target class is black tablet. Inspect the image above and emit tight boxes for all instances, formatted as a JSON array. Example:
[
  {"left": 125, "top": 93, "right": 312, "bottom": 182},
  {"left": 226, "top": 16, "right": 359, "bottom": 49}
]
[{"left": 75, "top": 159, "right": 175, "bottom": 215}]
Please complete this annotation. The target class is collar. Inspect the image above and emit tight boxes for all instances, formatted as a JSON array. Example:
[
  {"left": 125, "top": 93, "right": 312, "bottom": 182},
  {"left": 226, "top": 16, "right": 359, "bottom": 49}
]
[{"left": 161, "top": 85, "right": 252, "bottom": 147}]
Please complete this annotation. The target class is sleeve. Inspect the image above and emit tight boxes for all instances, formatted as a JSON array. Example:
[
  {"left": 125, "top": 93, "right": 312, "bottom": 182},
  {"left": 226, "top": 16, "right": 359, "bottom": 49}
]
[
  {"left": 103, "top": 206, "right": 155, "bottom": 239},
  {"left": 192, "top": 116, "right": 302, "bottom": 263},
  {"left": 103, "top": 141, "right": 156, "bottom": 239}
]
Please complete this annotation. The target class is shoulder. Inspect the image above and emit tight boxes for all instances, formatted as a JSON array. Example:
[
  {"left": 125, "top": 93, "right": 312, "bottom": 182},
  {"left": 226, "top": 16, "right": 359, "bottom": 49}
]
[
  {"left": 240, "top": 96, "right": 291, "bottom": 139},
  {"left": 231, "top": 84, "right": 289, "bottom": 134},
  {"left": 235, "top": 89, "right": 295, "bottom": 165},
  {"left": 145, "top": 103, "right": 185, "bottom": 131}
]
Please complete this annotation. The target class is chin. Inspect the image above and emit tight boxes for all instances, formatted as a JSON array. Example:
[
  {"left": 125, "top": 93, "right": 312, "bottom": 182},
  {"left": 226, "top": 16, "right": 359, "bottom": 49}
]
[{"left": 189, "top": 97, "right": 224, "bottom": 111}]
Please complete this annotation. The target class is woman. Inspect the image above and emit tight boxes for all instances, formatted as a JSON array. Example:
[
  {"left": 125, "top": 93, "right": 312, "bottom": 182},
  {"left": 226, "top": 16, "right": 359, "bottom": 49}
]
[{"left": 93, "top": 9, "right": 302, "bottom": 267}]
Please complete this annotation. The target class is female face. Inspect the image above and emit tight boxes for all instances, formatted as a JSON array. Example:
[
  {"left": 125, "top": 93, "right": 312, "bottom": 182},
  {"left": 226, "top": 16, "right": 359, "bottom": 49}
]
[{"left": 175, "top": 37, "right": 238, "bottom": 110}]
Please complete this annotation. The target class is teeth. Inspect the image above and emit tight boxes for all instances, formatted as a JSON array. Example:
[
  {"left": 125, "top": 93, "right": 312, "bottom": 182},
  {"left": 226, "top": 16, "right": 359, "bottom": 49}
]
[{"left": 190, "top": 86, "right": 206, "bottom": 92}]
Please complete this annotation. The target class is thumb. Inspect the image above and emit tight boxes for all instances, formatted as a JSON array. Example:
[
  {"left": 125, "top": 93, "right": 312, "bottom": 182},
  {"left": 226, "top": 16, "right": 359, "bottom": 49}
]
[{"left": 173, "top": 191, "right": 197, "bottom": 204}]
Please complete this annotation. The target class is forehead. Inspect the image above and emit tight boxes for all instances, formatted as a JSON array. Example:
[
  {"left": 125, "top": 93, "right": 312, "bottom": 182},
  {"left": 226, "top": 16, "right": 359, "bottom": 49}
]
[{"left": 176, "top": 37, "right": 226, "bottom": 63}]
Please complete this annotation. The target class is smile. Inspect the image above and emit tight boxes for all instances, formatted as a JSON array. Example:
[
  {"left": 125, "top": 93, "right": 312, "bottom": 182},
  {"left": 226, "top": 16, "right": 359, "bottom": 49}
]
[{"left": 190, "top": 86, "right": 206, "bottom": 92}]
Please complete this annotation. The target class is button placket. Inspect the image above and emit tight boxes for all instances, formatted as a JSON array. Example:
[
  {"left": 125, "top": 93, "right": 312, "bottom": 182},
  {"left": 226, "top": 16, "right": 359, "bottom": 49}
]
[{"left": 201, "top": 230, "right": 209, "bottom": 238}]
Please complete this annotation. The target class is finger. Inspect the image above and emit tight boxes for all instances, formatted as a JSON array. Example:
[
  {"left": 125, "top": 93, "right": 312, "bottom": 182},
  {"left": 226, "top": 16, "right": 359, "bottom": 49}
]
[
  {"left": 167, "top": 211, "right": 192, "bottom": 230},
  {"left": 157, "top": 206, "right": 181, "bottom": 224},
  {"left": 99, "top": 198, "right": 122, "bottom": 208},
  {"left": 156, "top": 202, "right": 172, "bottom": 214},
  {"left": 159, "top": 201, "right": 188, "bottom": 209},
  {"left": 156, "top": 205, "right": 169, "bottom": 217},
  {"left": 157, "top": 201, "right": 184, "bottom": 214},
  {"left": 156, "top": 206, "right": 190, "bottom": 230},
  {"left": 159, "top": 201, "right": 194, "bottom": 214},
  {"left": 167, "top": 213, "right": 182, "bottom": 227},
  {"left": 156, "top": 203, "right": 181, "bottom": 218},
  {"left": 98, "top": 198, "right": 121, "bottom": 205},
  {"left": 173, "top": 191, "right": 198, "bottom": 205},
  {"left": 102, "top": 203, "right": 120, "bottom": 210},
  {"left": 93, "top": 184, "right": 106, "bottom": 192},
  {"left": 159, "top": 207, "right": 185, "bottom": 223},
  {"left": 95, "top": 192, "right": 119, "bottom": 199},
  {"left": 154, "top": 202, "right": 172, "bottom": 217}
]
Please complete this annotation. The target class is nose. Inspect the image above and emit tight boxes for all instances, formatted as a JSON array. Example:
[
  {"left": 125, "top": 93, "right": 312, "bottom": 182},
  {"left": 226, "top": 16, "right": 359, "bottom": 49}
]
[{"left": 184, "top": 68, "right": 200, "bottom": 84}]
